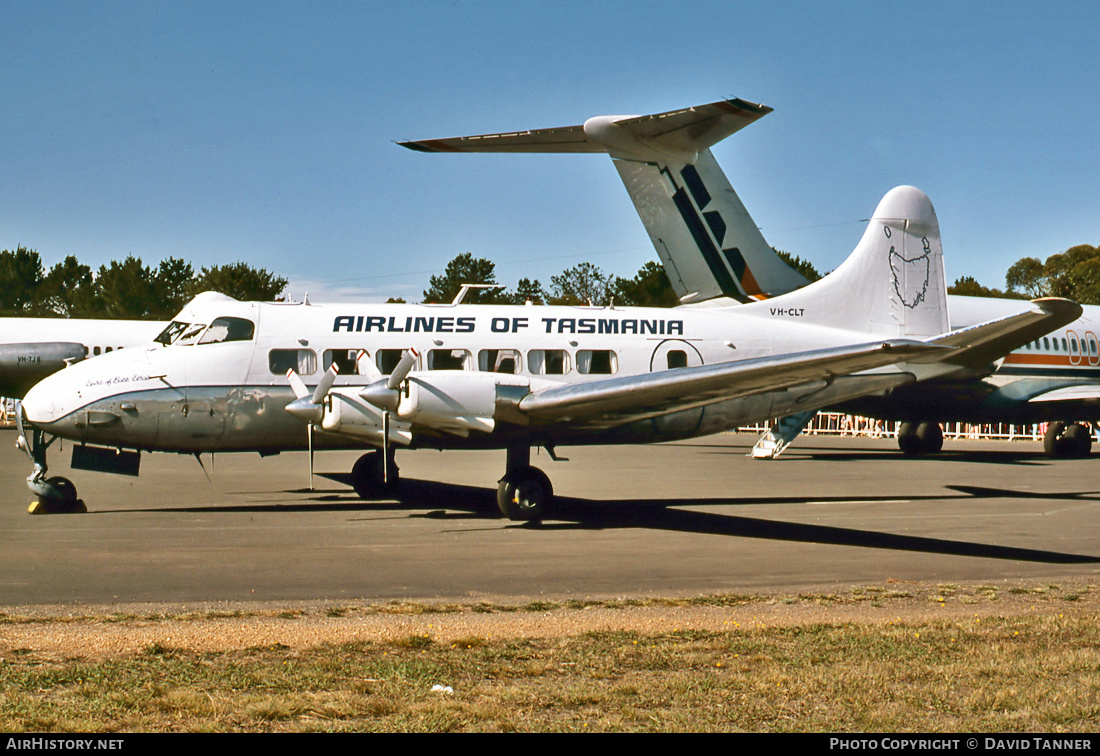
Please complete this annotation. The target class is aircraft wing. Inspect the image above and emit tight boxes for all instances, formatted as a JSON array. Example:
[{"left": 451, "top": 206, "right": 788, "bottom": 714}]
[
  {"left": 1028, "top": 385, "right": 1100, "bottom": 403},
  {"left": 929, "top": 298, "right": 1082, "bottom": 369},
  {"left": 399, "top": 98, "right": 772, "bottom": 163},
  {"left": 517, "top": 339, "right": 948, "bottom": 429}
]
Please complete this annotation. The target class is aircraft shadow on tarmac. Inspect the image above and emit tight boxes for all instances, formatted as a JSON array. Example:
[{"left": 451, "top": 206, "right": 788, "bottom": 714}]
[
  {"left": 118, "top": 472, "right": 1100, "bottom": 566},
  {"left": 729, "top": 448, "right": 1055, "bottom": 466}
]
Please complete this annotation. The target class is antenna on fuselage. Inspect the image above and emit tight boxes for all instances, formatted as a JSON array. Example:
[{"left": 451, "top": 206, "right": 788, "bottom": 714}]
[{"left": 451, "top": 283, "right": 504, "bottom": 305}]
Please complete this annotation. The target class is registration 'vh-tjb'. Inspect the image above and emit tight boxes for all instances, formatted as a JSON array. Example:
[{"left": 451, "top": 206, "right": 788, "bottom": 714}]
[{"left": 17, "top": 185, "right": 1078, "bottom": 520}]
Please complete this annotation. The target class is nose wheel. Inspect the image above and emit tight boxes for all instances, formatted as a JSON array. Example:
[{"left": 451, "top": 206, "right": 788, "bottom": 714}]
[
  {"left": 17, "top": 407, "right": 86, "bottom": 514},
  {"left": 28, "top": 474, "right": 86, "bottom": 514}
]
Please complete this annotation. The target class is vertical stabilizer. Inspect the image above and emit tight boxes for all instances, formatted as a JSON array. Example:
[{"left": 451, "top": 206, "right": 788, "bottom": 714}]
[
  {"left": 741, "top": 186, "right": 949, "bottom": 339},
  {"left": 615, "top": 149, "right": 810, "bottom": 303}
]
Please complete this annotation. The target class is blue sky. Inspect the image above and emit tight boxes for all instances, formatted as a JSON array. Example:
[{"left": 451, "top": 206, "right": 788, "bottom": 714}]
[{"left": 2, "top": 1, "right": 1097, "bottom": 303}]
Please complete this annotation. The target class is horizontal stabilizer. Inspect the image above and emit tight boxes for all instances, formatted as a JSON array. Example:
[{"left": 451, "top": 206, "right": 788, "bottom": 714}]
[
  {"left": 931, "top": 298, "right": 1082, "bottom": 369},
  {"left": 400, "top": 98, "right": 772, "bottom": 165}
]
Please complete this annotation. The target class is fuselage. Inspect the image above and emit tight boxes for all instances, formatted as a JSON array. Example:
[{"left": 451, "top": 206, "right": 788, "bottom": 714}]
[{"left": 20, "top": 293, "right": 944, "bottom": 455}]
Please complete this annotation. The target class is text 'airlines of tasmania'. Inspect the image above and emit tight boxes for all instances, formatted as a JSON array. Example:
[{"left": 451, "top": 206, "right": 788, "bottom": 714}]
[
  {"left": 17, "top": 98, "right": 1079, "bottom": 520},
  {"left": 401, "top": 98, "right": 1100, "bottom": 461}
]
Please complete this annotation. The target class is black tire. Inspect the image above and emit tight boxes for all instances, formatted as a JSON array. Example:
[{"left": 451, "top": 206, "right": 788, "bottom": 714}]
[
  {"left": 47, "top": 476, "right": 77, "bottom": 501},
  {"left": 1044, "top": 422, "right": 1070, "bottom": 457},
  {"left": 29, "top": 477, "right": 86, "bottom": 514},
  {"left": 897, "top": 422, "right": 923, "bottom": 456},
  {"left": 1064, "top": 423, "right": 1092, "bottom": 458},
  {"left": 497, "top": 466, "right": 553, "bottom": 521},
  {"left": 1042, "top": 422, "right": 1092, "bottom": 458},
  {"left": 915, "top": 422, "right": 943, "bottom": 454},
  {"left": 350, "top": 451, "right": 399, "bottom": 499}
]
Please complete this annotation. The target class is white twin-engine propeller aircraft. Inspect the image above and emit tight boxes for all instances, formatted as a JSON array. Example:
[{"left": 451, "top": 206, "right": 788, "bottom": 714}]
[{"left": 17, "top": 186, "right": 1079, "bottom": 519}]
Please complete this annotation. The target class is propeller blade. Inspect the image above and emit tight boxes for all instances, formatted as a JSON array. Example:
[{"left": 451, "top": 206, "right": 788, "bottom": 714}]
[
  {"left": 311, "top": 364, "right": 339, "bottom": 404},
  {"left": 286, "top": 369, "right": 309, "bottom": 400},
  {"left": 386, "top": 348, "right": 418, "bottom": 391},
  {"left": 356, "top": 350, "right": 382, "bottom": 381}
]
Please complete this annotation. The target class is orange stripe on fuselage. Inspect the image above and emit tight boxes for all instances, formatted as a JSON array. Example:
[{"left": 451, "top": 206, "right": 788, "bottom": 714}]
[{"left": 1002, "top": 353, "right": 1094, "bottom": 367}]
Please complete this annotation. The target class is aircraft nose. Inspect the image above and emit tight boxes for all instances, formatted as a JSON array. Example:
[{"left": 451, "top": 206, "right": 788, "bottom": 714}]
[
  {"left": 21, "top": 369, "right": 80, "bottom": 429},
  {"left": 22, "top": 376, "right": 58, "bottom": 427}
]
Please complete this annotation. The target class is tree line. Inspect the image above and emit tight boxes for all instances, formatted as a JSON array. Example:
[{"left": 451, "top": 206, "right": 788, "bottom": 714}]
[
  {"left": 947, "top": 244, "right": 1100, "bottom": 303},
  {"left": 421, "top": 242, "right": 1100, "bottom": 308},
  {"left": 5, "top": 239, "right": 1096, "bottom": 320},
  {"left": 417, "top": 251, "right": 823, "bottom": 307},
  {"left": 0, "top": 247, "right": 288, "bottom": 319}
]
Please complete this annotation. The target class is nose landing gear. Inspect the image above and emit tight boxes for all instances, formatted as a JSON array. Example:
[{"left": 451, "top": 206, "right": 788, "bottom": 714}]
[{"left": 16, "top": 404, "right": 85, "bottom": 514}]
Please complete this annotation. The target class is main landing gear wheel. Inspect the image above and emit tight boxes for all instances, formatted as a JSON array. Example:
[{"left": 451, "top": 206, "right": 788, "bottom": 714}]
[
  {"left": 497, "top": 466, "right": 553, "bottom": 521},
  {"left": 897, "top": 422, "right": 943, "bottom": 456},
  {"left": 350, "top": 451, "right": 400, "bottom": 500},
  {"left": 27, "top": 476, "right": 86, "bottom": 515},
  {"left": 1044, "top": 422, "right": 1092, "bottom": 458}
]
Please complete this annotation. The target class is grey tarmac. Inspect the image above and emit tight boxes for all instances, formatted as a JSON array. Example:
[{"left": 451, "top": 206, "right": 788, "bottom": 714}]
[{"left": 1, "top": 428, "right": 1099, "bottom": 608}]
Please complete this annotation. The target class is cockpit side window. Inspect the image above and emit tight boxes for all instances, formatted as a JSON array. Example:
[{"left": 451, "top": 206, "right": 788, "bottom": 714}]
[
  {"left": 198, "top": 316, "right": 255, "bottom": 345},
  {"left": 155, "top": 321, "right": 188, "bottom": 346},
  {"left": 177, "top": 323, "right": 208, "bottom": 346}
]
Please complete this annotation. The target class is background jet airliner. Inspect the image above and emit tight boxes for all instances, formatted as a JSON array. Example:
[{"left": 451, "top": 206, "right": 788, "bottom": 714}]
[
  {"left": 400, "top": 98, "right": 1100, "bottom": 459},
  {"left": 18, "top": 190, "right": 1079, "bottom": 519},
  {"left": 0, "top": 318, "right": 163, "bottom": 398}
]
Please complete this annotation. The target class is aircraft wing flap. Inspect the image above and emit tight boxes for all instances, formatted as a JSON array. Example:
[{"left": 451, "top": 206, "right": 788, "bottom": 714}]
[
  {"left": 517, "top": 339, "right": 948, "bottom": 428},
  {"left": 930, "top": 298, "right": 1082, "bottom": 369}
]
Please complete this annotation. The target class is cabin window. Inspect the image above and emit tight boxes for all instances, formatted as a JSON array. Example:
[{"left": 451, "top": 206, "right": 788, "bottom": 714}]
[
  {"left": 269, "top": 349, "right": 317, "bottom": 375},
  {"left": 1043, "top": 338, "right": 1050, "bottom": 350},
  {"left": 93, "top": 346, "right": 101, "bottom": 356},
  {"left": 1062, "top": 338, "right": 1068, "bottom": 351},
  {"left": 199, "top": 316, "right": 255, "bottom": 345},
  {"left": 376, "top": 349, "right": 418, "bottom": 375},
  {"left": 528, "top": 349, "right": 569, "bottom": 375},
  {"left": 324, "top": 349, "right": 365, "bottom": 375},
  {"left": 577, "top": 349, "right": 617, "bottom": 375},
  {"left": 428, "top": 349, "right": 470, "bottom": 370},
  {"left": 667, "top": 350, "right": 688, "bottom": 369},
  {"left": 479, "top": 349, "right": 520, "bottom": 374}
]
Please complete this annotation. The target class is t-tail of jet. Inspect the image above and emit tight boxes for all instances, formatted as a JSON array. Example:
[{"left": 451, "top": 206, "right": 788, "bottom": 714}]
[{"left": 399, "top": 98, "right": 810, "bottom": 304}]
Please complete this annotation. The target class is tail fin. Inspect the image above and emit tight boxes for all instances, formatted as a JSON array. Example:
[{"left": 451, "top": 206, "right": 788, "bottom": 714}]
[
  {"left": 399, "top": 98, "right": 807, "bottom": 302},
  {"left": 614, "top": 149, "right": 809, "bottom": 302},
  {"left": 740, "top": 186, "right": 949, "bottom": 339}
]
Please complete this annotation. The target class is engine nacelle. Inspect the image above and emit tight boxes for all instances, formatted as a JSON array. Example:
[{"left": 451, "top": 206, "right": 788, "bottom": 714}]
[
  {"left": 397, "top": 372, "right": 530, "bottom": 435},
  {"left": 321, "top": 390, "right": 412, "bottom": 445}
]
